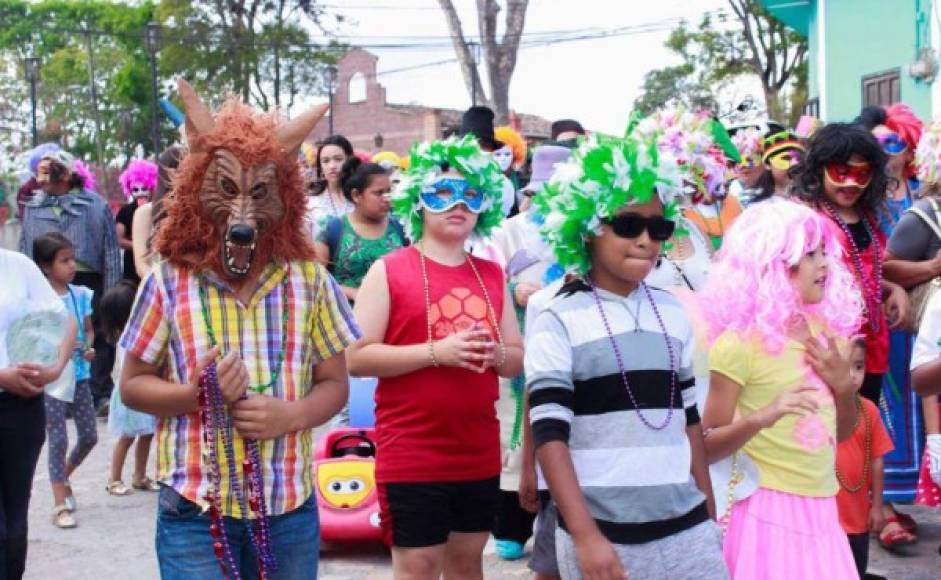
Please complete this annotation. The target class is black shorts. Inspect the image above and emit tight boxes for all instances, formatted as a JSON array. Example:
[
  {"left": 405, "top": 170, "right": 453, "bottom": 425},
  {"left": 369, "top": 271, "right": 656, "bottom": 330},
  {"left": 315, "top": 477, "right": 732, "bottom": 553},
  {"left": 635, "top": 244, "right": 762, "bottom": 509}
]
[{"left": 377, "top": 476, "right": 500, "bottom": 548}]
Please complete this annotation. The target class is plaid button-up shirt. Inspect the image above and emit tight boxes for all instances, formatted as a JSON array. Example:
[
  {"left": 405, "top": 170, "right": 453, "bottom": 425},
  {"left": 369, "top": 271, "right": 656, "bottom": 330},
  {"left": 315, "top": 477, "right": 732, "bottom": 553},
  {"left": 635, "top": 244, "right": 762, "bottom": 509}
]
[{"left": 120, "top": 259, "right": 360, "bottom": 517}]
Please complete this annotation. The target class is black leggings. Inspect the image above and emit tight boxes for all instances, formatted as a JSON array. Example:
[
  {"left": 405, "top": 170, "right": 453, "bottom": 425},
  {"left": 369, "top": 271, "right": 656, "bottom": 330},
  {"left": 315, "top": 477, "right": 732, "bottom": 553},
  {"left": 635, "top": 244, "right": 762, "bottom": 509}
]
[
  {"left": 847, "top": 532, "right": 869, "bottom": 578},
  {"left": 861, "top": 373, "right": 884, "bottom": 406},
  {"left": 493, "top": 490, "right": 536, "bottom": 545},
  {"left": 0, "top": 393, "right": 46, "bottom": 580}
]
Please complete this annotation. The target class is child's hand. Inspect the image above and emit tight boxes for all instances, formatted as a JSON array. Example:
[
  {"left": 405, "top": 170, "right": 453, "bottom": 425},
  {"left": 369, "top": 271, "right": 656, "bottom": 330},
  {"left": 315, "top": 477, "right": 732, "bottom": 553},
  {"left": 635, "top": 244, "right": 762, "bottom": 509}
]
[
  {"left": 518, "top": 464, "right": 538, "bottom": 514},
  {"left": 231, "top": 394, "right": 293, "bottom": 440},
  {"left": 804, "top": 331, "right": 855, "bottom": 399},
  {"left": 82, "top": 347, "right": 96, "bottom": 362},
  {"left": 574, "top": 532, "right": 628, "bottom": 580},
  {"left": 0, "top": 367, "right": 44, "bottom": 397},
  {"left": 755, "top": 386, "right": 820, "bottom": 428},
  {"left": 216, "top": 351, "right": 250, "bottom": 404},
  {"left": 18, "top": 362, "right": 62, "bottom": 388},
  {"left": 869, "top": 504, "right": 887, "bottom": 532},
  {"left": 432, "top": 324, "right": 496, "bottom": 373}
]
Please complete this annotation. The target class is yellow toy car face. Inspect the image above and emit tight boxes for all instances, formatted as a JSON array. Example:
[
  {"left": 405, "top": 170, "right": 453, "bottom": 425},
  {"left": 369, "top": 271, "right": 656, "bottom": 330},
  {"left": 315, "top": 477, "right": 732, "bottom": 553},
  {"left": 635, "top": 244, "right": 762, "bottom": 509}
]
[{"left": 317, "top": 460, "right": 375, "bottom": 509}]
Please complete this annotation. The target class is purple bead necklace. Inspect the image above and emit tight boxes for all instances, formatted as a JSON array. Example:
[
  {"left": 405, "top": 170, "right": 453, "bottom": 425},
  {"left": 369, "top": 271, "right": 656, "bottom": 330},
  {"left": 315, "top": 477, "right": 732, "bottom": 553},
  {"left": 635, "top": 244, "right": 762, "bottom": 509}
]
[
  {"left": 198, "top": 361, "right": 277, "bottom": 579},
  {"left": 588, "top": 279, "right": 678, "bottom": 430},
  {"left": 822, "top": 200, "right": 882, "bottom": 333},
  {"left": 198, "top": 362, "right": 240, "bottom": 577}
]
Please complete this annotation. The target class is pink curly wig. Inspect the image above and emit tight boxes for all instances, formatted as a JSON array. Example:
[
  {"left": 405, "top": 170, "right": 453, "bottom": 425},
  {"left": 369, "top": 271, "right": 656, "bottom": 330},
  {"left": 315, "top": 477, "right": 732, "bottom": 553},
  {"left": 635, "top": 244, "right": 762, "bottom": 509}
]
[
  {"left": 119, "top": 159, "right": 159, "bottom": 200},
  {"left": 72, "top": 160, "right": 97, "bottom": 192},
  {"left": 699, "top": 201, "right": 863, "bottom": 354},
  {"left": 884, "top": 103, "right": 924, "bottom": 178}
]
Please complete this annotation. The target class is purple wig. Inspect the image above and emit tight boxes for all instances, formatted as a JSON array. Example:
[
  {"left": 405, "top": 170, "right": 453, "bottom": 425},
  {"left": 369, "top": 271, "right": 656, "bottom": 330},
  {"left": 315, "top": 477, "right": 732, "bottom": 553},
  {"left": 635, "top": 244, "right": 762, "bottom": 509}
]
[
  {"left": 699, "top": 201, "right": 863, "bottom": 354},
  {"left": 27, "top": 143, "right": 61, "bottom": 176},
  {"left": 119, "top": 159, "right": 159, "bottom": 200}
]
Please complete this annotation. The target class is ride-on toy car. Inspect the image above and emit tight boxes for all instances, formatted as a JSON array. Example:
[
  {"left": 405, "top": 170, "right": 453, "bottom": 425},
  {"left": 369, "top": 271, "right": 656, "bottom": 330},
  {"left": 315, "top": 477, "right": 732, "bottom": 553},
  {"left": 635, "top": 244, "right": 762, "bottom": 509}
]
[{"left": 314, "top": 377, "right": 383, "bottom": 543}]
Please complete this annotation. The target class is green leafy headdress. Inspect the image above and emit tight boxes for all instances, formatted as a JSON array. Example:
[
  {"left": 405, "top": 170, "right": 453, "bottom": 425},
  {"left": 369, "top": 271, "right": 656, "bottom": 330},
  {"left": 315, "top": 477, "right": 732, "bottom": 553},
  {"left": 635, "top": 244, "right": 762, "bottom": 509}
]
[
  {"left": 391, "top": 134, "right": 506, "bottom": 240},
  {"left": 532, "top": 128, "right": 684, "bottom": 276}
]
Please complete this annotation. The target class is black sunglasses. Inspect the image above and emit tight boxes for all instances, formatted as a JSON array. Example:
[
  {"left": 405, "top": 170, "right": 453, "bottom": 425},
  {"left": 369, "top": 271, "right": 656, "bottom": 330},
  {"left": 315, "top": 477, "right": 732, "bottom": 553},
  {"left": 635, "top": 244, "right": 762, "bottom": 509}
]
[{"left": 603, "top": 214, "right": 675, "bottom": 242}]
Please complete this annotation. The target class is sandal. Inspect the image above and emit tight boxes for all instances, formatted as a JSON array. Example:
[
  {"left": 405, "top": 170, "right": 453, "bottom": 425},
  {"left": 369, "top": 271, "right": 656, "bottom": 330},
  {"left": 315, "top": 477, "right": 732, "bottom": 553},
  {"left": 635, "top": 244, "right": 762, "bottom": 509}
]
[
  {"left": 894, "top": 511, "right": 918, "bottom": 535},
  {"left": 132, "top": 477, "right": 160, "bottom": 492},
  {"left": 52, "top": 505, "right": 77, "bottom": 529},
  {"left": 106, "top": 481, "right": 132, "bottom": 496},
  {"left": 879, "top": 517, "right": 917, "bottom": 549}
]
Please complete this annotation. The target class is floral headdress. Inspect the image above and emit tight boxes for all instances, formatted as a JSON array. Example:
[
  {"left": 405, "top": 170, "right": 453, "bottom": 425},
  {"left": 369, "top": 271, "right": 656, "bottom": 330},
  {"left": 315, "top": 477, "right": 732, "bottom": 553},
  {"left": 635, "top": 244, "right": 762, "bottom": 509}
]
[
  {"left": 391, "top": 134, "right": 505, "bottom": 240},
  {"left": 631, "top": 108, "right": 729, "bottom": 203},
  {"left": 732, "top": 127, "right": 764, "bottom": 168},
  {"left": 916, "top": 121, "right": 941, "bottom": 186},
  {"left": 532, "top": 128, "right": 683, "bottom": 275}
]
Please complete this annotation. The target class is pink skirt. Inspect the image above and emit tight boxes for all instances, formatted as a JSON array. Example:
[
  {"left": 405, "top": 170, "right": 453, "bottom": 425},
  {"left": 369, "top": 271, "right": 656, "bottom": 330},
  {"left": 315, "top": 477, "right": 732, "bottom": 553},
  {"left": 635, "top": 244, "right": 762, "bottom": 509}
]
[{"left": 723, "top": 487, "right": 858, "bottom": 580}]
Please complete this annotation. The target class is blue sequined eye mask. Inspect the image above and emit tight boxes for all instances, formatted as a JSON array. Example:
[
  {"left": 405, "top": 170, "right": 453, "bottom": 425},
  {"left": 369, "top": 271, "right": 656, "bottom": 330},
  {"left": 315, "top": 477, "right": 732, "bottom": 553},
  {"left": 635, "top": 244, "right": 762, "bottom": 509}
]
[{"left": 420, "top": 178, "right": 484, "bottom": 214}]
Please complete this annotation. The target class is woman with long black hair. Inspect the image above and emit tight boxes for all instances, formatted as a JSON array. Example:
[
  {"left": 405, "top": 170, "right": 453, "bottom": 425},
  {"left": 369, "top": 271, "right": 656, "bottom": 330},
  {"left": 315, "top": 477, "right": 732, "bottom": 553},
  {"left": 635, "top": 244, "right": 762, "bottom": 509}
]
[{"left": 305, "top": 135, "right": 356, "bottom": 239}]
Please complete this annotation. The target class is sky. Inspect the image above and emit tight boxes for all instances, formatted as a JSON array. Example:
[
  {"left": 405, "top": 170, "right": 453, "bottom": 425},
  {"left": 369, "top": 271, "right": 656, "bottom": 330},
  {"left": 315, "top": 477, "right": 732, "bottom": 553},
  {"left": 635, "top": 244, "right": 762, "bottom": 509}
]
[{"left": 315, "top": 0, "right": 744, "bottom": 134}]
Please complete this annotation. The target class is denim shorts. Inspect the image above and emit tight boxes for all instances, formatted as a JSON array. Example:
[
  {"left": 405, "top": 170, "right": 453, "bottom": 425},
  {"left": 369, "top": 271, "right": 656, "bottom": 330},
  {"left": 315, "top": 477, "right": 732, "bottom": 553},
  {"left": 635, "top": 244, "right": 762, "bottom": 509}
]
[{"left": 156, "top": 486, "right": 320, "bottom": 580}]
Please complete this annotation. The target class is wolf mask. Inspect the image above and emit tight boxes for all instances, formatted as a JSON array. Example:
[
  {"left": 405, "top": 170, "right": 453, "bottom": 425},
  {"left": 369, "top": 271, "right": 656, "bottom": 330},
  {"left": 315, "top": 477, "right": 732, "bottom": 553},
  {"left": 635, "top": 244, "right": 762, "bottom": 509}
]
[{"left": 155, "top": 80, "right": 326, "bottom": 280}]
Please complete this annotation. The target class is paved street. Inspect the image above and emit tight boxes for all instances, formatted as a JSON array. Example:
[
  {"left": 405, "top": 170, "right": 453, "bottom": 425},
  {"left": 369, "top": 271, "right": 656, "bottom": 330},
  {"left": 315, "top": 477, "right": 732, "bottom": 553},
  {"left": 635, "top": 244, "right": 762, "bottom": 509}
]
[{"left": 22, "top": 420, "right": 941, "bottom": 579}]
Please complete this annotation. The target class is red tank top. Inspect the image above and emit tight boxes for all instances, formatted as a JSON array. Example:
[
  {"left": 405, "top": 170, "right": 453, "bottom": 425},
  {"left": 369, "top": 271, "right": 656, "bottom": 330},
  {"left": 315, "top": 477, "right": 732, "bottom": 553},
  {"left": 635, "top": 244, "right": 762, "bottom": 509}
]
[
  {"left": 375, "top": 246, "right": 504, "bottom": 483},
  {"left": 825, "top": 210, "right": 889, "bottom": 374}
]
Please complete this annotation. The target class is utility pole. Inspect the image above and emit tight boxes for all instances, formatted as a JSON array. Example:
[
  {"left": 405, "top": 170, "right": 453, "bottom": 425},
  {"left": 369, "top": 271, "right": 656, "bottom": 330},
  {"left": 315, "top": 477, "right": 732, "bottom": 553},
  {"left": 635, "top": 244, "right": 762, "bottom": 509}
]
[
  {"left": 119, "top": 109, "right": 133, "bottom": 167},
  {"left": 144, "top": 22, "right": 162, "bottom": 155},
  {"left": 24, "top": 57, "right": 40, "bottom": 147},
  {"left": 83, "top": 22, "right": 105, "bottom": 175},
  {"left": 274, "top": 0, "right": 284, "bottom": 108}
]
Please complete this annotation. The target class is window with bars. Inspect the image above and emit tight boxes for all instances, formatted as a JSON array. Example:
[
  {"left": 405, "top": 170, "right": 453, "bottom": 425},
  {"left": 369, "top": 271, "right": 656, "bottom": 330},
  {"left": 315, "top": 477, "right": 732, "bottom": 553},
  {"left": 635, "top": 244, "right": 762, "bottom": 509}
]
[
  {"left": 803, "top": 98, "right": 820, "bottom": 117},
  {"left": 862, "top": 70, "right": 901, "bottom": 107}
]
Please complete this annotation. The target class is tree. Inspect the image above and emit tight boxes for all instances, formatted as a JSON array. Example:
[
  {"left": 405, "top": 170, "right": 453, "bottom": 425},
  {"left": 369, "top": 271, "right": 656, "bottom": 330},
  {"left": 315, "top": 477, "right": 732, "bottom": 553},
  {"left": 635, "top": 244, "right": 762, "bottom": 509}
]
[
  {"left": 633, "top": 0, "right": 807, "bottom": 125},
  {"left": 437, "top": 0, "right": 529, "bottom": 124},
  {"left": 0, "top": 0, "right": 341, "bottom": 172},
  {"left": 726, "top": 0, "right": 807, "bottom": 123},
  {"left": 156, "top": 0, "right": 340, "bottom": 112},
  {"left": 633, "top": 64, "right": 717, "bottom": 117},
  {"left": 0, "top": 0, "right": 165, "bottom": 164}
]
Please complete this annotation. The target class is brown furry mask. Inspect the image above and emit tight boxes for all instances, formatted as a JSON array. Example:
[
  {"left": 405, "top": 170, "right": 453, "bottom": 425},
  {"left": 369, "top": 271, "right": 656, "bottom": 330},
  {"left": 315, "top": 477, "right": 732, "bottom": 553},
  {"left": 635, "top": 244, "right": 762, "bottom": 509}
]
[{"left": 156, "top": 80, "right": 327, "bottom": 280}]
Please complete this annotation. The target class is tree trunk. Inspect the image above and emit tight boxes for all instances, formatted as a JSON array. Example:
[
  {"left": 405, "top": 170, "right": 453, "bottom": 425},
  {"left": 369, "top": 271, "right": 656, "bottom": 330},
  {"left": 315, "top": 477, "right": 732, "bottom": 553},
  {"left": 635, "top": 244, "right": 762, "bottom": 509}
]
[
  {"left": 438, "top": 0, "right": 528, "bottom": 120},
  {"left": 437, "top": 0, "right": 490, "bottom": 107},
  {"left": 763, "top": 87, "right": 784, "bottom": 123}
]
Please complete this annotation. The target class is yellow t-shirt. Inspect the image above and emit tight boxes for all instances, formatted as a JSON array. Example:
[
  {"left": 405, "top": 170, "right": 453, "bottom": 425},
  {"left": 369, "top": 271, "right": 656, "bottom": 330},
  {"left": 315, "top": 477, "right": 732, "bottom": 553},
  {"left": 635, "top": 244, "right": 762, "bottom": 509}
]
[{"left": 709, "top": 329, "right": 837, "bottom": 497}]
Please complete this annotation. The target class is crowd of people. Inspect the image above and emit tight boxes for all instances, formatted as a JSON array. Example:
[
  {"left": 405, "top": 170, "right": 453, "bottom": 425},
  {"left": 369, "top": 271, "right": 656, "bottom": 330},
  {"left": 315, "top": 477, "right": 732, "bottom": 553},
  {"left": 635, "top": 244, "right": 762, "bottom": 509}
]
[{"left": 2, "top": 76, "right": 941, "bottom": 580}]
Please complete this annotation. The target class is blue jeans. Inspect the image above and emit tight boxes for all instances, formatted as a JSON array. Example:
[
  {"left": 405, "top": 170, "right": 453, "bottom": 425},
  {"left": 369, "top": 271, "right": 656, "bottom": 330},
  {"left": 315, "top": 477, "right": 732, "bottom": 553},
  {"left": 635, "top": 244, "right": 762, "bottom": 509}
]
[{"left": 156, "top": 486, "right": 319, "bottom": 579}]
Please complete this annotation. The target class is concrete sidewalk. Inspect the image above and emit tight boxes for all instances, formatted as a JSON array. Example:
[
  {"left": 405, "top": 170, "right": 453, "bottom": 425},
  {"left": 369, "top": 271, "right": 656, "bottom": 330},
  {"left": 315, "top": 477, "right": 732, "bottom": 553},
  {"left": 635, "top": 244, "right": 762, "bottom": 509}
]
[{"left": 24, "top": 421, "right": 941, "bottom": 579}]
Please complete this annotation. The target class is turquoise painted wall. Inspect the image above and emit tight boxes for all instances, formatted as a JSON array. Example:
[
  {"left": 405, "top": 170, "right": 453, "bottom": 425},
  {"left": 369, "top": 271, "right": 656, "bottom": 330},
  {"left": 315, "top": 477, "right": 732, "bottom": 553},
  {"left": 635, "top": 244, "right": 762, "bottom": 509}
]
[
  {"left": 819, "top": 0, "right": 932, "bottom": 122},
  {"left": 807, "top": 1, "right": 820, "bottom": 108}
]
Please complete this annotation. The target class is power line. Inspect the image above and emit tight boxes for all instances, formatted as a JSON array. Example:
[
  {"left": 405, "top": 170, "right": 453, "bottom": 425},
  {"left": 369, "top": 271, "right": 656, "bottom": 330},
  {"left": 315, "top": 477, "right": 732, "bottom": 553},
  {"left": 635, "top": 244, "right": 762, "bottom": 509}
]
[{"left": 15, "top": 10, "right": 726, "bottom": 53}]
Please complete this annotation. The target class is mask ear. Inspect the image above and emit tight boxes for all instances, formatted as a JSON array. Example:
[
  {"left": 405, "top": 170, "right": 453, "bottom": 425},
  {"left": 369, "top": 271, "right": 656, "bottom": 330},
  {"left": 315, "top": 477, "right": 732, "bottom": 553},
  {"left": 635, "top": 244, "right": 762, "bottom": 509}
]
[
  {"left": 178, "top": 79, "right": 215, "bottom": 150},
  {"left": 276, "top": 104, "right": 329, "bottom": 161}
]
